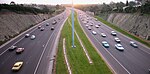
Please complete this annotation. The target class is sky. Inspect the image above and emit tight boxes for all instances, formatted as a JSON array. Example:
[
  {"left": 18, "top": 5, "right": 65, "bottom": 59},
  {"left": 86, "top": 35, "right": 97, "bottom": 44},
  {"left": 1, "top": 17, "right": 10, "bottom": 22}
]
[{"left": 0, "top": 0, "right": 134, "bottom": 5}]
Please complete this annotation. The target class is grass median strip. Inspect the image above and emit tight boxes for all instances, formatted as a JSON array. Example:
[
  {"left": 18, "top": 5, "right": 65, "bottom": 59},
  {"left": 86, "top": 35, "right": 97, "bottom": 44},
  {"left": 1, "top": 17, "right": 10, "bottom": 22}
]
[
  {"left": 56, "top": 13, "right": 112, "bottom": 74},
  {"left": 95, "top": 16, "right": 150, "bottom": 48}
]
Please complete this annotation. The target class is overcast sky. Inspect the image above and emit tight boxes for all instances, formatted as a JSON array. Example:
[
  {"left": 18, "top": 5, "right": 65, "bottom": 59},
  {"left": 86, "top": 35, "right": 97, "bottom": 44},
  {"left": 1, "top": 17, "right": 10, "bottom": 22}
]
[{"left": 0, "top": 0, "right": 134, "bottom": 5}]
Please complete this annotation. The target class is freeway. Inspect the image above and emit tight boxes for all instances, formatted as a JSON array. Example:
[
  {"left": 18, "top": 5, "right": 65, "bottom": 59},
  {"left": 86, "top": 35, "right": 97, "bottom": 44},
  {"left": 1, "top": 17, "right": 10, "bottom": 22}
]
[
  {"left": 76, "top": 10, "right": 150, "bottom": 74},
  {"left": 0, "top": 9, "right": 70, "bottom": 74}
]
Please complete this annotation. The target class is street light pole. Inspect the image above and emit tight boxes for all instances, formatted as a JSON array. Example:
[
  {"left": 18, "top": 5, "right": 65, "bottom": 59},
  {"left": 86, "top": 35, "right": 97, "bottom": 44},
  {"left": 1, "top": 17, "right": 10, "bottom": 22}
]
[{"left": 72, "top": 0, "right": 75, "bottom": 48}]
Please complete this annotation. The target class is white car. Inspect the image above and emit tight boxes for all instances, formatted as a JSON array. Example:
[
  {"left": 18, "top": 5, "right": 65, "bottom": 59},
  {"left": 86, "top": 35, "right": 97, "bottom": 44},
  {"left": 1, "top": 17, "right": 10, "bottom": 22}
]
[
  {"left": 85, "top": 25, "right": 89, "bottom": 27},
  {"left": 101, "top": 33, "right": 106, "bottom": 37},
  {"left": 114, "top": 37, "right": 121, "bottom": 43},
  {"left": 40, "top": 28, "right": 45, "bottom": 31},
  {"left": 25, "top": 34, "right": 30, "bottom": 38},
  {"left": 92, "top": 31, "right": 97, "bottom": 35},
  {"left": 115, "top": 44, "right": 124, "bottom": 51},
  {"left": 31, "top": 35, "right": 36, "bottom": 40},
  {"left": 38, "top": 26, "right": 41, "bottom": 29},
  {"left": 111, "top": 31, "right": 117, "bottom": 36},
  {"left": 88, "top": 26, "right": 92, "bottom": 30},
  {"left": 95, "top": 25, "right": 99, "bottom": 28}
]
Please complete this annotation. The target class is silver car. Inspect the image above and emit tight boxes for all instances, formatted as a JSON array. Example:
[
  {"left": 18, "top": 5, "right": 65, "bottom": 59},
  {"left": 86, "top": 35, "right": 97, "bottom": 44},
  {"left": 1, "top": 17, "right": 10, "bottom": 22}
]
[
  {"left": 111, "top": 31, "right": 117, "bottom": 36},
  {"left": 31, "top": 35, "right": 36, "bottom": 40},
  {"left": 92, "top": 31, "right": 97, "bottom": 35},
  {"left": 130, "top": 41, "right": 138, "bottom": 48}
]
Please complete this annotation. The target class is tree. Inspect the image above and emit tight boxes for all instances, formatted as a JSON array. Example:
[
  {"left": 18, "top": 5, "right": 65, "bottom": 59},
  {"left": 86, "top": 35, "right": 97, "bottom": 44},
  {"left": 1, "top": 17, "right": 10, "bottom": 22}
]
[
  {"left": 10, "top": 1, "right": 15, "bottom": 5},
  {"left": 126, "top": 0, "right": 129, "bottom": 6}
]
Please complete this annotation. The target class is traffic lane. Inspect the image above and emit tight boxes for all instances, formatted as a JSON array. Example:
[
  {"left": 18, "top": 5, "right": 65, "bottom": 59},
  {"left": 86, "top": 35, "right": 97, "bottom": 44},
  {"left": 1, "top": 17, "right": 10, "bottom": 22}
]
[
  {"left": 80, "top": 13, "right": 149, "bottom": 73},
  {"left": 0, "top": 13, "right": 65, "bottom": 73},
  {"left": 78, "top": 16, "right": 129, "bottom": 74},
  {"left": 16, "top": 14, "right": 67, "bottom": 74},
  {"left": 35, "top": 14, "right": 69, "bottom": 74}
]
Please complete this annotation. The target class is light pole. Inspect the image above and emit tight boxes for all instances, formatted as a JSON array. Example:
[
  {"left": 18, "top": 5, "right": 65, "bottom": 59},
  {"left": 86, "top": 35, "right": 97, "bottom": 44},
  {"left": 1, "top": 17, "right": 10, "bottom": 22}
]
[{"left": 72, "top": 0, "right": 75, "bottom": 48}]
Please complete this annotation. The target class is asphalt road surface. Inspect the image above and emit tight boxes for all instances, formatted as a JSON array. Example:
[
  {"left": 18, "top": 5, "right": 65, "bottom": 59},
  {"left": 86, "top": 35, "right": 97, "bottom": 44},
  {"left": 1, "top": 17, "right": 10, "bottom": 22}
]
[
  {"left": 0, "top": 9, "right": 70, "bottom": 74},
  {"left": 77, "top": 10, "right": 150, "bottom": 74}
]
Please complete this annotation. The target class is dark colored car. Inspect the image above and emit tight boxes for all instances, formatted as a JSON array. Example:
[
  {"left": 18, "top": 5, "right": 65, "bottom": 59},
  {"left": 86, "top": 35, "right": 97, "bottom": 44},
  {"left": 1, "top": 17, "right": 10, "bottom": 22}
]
[{"left": 9, "top": 46, "right": 17, "bottom": 51}]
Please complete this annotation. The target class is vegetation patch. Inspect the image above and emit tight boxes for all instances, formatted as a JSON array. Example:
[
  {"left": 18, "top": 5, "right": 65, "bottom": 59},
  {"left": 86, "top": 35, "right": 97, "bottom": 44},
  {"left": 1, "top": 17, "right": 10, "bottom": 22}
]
[{"left": 56, "top": 13, "right": 112, "bottom": 74}]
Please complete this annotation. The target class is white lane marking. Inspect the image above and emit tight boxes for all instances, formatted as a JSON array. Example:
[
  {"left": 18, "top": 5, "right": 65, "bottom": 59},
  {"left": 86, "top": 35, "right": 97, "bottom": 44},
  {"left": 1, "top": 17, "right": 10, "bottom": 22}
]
[
  {"left": 0, "top": 27, "right": 37, "bottom": 56},
  {"left": 68, "top": 20, "right": 93, "bottom": 64},
  {"left": 77, "top": 12, "right": 131, "bottom": 74},
  {"left": 63, "top": 38, "right": 72, "bottom": 74}
]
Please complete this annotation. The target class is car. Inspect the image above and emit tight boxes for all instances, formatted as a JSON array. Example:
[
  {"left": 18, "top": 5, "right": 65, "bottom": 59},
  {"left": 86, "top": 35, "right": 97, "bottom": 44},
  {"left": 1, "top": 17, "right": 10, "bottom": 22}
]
[
  {"left": 85, "top": 25, "right": 89, "bottom": 27},
  {"left": 88, "top": 26, "right": 92, "bottom": 30},
  {"left": 114, "top": 37, "right": 121, "bottom": 43},
  {"left": 38, "top": 26, "right": 41, "bottom": 29},
  {"left": 30, "top": 35, "right": 36, "bottom": 40},
  {"left": 90, "top": 23, "right": 93, "bottom": 26},
  {"left": 130, "top": 41, "right": 138, "bottom": 48},
  {"left": 92, "top": 31, "right": 97, "bottom": 35},
  {"left": 46, "top": 23, "right": 49, "bottom": 26},
  {"left": 12, "top": 61, "right": 23, "bottom": 71},
  {"left": 52, "top": 21, "right": 57, "bottom": 25},
  {"left": 51, "top": 27, "right": 54, "bottom": 30},
  {"left": 101, "top": 33, "right": 106, "bottom": 37},
  {"left": 111, "top": 31, "right": 117, "bottom": 36},
  {"left": 9, "top": 46, "right": 17, "bottom": 51},
  {"left": 115, "top": 44, "right": 124, "bottom": 51},
  {"left": 16, "top": 48, "right": 24, "bottom": 54},
  {"left": 40, "top": 28, "right": 44, "bottom": 31},
  {"left": 83, "top": 21, "right": 87, "bottom": 24},
  {"left": 98, "top": 22, "right": 101, "bottom": 26},
  {"left": 95, "top": 25, "right": 99, "bottom": 28},
  {"left": 102, "top": 41, "right": 109, "bottom": 48},
  {"left": 25, "top": 34, "right": 30, "bottom": 38}
]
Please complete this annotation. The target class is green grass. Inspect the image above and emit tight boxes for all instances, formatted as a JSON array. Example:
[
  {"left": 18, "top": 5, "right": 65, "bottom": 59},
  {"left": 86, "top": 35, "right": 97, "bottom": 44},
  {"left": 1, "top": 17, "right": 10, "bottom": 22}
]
[
  {"left": 55, "top": 12, "right": 112, "bottom": 74},
  {"left": 95, "top": 16, "right": 150, "bottom": 48}
]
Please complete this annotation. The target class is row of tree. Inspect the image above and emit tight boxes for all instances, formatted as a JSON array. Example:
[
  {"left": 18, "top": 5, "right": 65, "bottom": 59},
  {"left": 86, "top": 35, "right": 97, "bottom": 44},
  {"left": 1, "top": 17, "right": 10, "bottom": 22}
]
[
  {"left": 0, "top": 4, "right": 64, "bottom": 15},
  {"left": 75, "top": 0, "right": 150, "bottom": 15}
]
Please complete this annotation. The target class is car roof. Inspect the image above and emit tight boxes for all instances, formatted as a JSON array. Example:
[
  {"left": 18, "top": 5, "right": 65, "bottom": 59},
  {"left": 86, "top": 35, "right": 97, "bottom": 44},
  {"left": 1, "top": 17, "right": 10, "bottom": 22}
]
[{"left": 116, "top": 44, "right": 122, "bottom": 46}]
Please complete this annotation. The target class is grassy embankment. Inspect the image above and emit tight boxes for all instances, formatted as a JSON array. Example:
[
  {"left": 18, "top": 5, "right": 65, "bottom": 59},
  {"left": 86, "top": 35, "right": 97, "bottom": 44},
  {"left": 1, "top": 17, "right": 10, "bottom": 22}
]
[
  {"left": 55, "top": 12, "right": 112, "bottom": 74},
  {"left": 95, "top": 16, "right": 150, "bottom": 48}
]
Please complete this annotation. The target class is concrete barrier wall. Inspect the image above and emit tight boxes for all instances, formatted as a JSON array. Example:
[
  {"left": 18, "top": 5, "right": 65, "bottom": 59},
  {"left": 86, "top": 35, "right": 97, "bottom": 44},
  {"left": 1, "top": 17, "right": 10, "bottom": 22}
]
[{"left": 107, "top": 13, "right": 150, "bottom": 40}]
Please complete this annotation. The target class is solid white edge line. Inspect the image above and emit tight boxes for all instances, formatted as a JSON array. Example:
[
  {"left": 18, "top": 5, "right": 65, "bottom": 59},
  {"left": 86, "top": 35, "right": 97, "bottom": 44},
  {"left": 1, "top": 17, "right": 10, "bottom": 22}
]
[{"left": 63, "top": 38, "right": 72, "bottom": 74}]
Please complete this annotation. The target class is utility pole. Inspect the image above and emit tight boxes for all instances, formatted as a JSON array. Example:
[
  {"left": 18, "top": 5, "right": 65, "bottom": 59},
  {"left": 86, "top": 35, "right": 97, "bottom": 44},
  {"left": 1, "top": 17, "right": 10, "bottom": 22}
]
[{"left": 72, "top": 0, "right": 76, "bottom": 48}]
